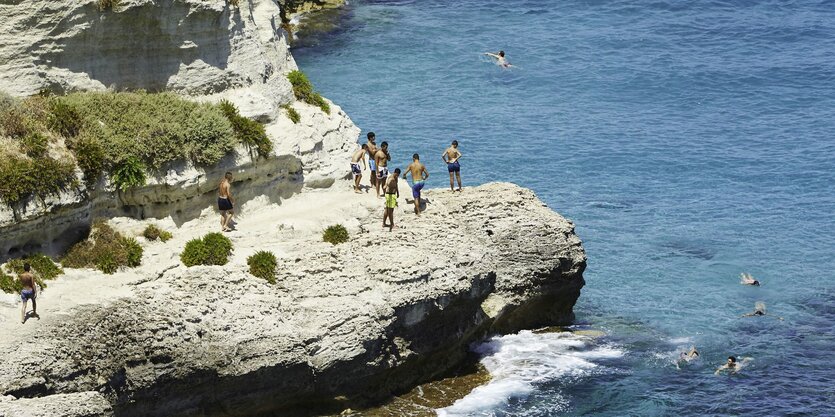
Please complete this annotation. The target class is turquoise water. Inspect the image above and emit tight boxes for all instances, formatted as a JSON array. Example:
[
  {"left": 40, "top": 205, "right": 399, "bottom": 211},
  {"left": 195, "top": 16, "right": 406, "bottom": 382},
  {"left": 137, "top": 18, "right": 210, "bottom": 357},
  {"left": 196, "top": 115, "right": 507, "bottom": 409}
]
[{"left": 294, "top": 0, "right": 835, "bottom": 415}]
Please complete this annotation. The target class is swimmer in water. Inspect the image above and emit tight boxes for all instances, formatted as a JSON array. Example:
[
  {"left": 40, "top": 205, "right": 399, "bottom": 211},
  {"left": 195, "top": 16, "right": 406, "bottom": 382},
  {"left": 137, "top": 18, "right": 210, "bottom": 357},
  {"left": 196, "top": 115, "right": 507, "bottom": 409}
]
[
  {"left": 676, "top": 346, "right": 699, "bottom": 369},
  {"left": 740, "top": 272, "right": 760, "bottom": 286},
  {"left": 484, "top": 50, "right": 511, "bottom": 68},
  {"left": 741, "top": 301, "right": 784, "bottom": 320},
  {"left": 715, "top": 356, "right": 738, "bottom": 375}
]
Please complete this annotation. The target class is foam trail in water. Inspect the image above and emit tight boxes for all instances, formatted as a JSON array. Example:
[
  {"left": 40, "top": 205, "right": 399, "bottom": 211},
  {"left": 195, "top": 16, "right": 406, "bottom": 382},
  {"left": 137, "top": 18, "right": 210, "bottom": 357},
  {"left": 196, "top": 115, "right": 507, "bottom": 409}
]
[{"left": 436, "top": 330, "right": 623, "bottom": 416}]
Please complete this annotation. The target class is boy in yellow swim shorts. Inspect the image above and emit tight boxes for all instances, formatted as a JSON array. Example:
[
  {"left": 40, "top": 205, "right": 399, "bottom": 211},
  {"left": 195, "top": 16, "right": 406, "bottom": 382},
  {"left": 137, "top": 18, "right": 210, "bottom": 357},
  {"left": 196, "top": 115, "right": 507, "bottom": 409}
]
[{"left": 383, "top": 168, "right": 401, "bottom": 231}]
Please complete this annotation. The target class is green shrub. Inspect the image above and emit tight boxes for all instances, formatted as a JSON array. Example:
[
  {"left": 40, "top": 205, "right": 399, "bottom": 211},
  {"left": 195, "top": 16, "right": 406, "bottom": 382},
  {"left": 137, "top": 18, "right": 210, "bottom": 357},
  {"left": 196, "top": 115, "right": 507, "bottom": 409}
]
[
  {"left": 143, "top": 224, "right": 173, "bottom": 242},
  {"left": 5, "top": 254, "right": 63, "bottom": 281},
  {"left": 111, "top": 156, "right": 146, "bottom": 190},
  {"left": 247, "top": 251, "right": 277, "bottom": 283},
  {"left": 0, "top": 154, "right": 76, "bottom": 205},
  {"left": 180, "top": 232, "right": 233, "bottom": 266},
  {"left": 280, "top": 104, "right": 300, "bottom": 124},
  {"left": 286, "top": 70, "right": 331, "bottom": 114},
  {"left": 68, "top": 133, "right": 104, "bottom": 187},
  {"left": 0, "top": 269, "right": 22, "bottom": 294},
  {"left": 323, "top": 224, "right": 349, "bottom": 245},
  {"left": 20, "top": 132, "right": 48, "bottom": 157},
  {"left": 61, "top": 221, "right": 144, "bottom": 274},
  {"left": 47, "top": 99, "right": 83, "bottom": 138},
  {"left": 219, "top": 100, "right": 272, "bottom": 158},
  {"left": 57, "top": 91, "right": 236, "bottom": 169}
]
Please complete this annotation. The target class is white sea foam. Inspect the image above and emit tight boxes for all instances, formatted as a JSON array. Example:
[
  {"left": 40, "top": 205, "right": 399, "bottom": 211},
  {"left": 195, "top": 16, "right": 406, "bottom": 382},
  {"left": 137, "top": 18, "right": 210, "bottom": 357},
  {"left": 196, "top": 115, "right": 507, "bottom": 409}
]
[{"left": 436, "top": 330, "right": 623, "bottom": 416}]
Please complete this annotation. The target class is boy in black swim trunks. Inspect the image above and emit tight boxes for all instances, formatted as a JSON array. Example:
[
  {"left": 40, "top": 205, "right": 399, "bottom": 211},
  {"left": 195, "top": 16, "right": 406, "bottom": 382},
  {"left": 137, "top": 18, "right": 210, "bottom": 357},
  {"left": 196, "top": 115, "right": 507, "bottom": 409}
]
[
  {"left": 442, "top": 140, "right": 462, "bottom": 192},
  {"left": 218, "top": 172, "right": 235, "bottom": 232},
  {"left": 19, "top": 263, "right": 38, "bottom": 324}
]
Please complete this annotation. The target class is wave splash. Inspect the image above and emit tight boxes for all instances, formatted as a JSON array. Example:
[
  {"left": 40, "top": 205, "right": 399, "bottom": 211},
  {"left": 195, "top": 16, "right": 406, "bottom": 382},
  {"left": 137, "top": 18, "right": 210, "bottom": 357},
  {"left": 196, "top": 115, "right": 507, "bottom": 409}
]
[{"left": 436, "top": 330, "right": 623, "bottom": 416}]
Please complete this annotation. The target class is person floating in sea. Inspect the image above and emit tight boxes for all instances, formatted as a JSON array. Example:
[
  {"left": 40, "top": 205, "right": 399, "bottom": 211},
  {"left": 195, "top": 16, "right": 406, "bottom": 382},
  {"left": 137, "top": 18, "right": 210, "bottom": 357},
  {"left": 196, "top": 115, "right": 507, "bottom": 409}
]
[
  {"left": 676, "top": 346, "right": 699, "bottom": 369},
  {"left": 715, "top": 356, "right": 752, "bottom": 375},
  {"left": 442, "top": 140, "right": 463, "bottom": 192},
  {"left": 351, "top": 144, "right": 368, "bottom": 194},
  {"left": 741, "top": 301, "right": 784, "bottom": 320},
  {"left": 218, "top": 172, "right": 235, "bottom": 232},
  {"left": 740, "top": 272, "right": 760, "bottom": 286},
  {"left": 382, "top": 168, "right": 401, "bottom": 231},
  {"left": 374, "top": 141, "right": 391, "bottom": 198},
  {"left": 366, "top": 132, "right": 378, "bottom": 191},
  {"left": 19, "top": 263, "right": 38, "bottom": 324},
  {"left": 484, "top": 50, "right": 511, "bottom": 68},
  {"left": 403, "top": 153, "right": 429, "bottom": 215}
]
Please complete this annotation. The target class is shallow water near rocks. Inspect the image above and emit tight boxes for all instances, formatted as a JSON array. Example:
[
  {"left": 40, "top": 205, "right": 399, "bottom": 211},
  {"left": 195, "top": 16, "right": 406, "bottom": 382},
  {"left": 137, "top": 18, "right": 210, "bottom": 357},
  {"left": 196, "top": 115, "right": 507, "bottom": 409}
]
[{"left": 294, "top": 0, "right": 835, "bottom": 415}]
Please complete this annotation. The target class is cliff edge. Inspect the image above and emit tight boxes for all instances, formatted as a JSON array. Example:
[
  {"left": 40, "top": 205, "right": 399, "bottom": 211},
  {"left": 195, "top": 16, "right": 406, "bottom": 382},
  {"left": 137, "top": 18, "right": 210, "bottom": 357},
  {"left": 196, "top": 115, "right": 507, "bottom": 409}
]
[{"left": 0, "top": 183, "right": 585, "bottom": 416}]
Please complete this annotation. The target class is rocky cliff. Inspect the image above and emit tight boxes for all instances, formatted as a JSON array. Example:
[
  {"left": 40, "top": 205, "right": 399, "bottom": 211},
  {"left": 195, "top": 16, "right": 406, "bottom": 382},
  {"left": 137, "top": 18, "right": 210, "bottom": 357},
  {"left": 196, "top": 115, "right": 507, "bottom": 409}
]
[
  {"left": 0, "top": 183, "right": 586, "bottom": 416},
  {"left": 0, "top": 0, "right": 358, "bottom": 260}
]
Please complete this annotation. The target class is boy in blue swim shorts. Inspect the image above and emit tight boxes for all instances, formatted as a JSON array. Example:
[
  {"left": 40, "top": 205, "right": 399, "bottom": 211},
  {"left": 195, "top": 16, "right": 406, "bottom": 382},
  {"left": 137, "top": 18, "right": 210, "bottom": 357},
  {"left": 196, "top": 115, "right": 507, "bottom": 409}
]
[
  {"left": 18, "top": 263, "right": 38, "bottom": 324},
  {"left": 403, "top": 153, "right": 430, "bottom": 215},
  {"left": 442, "top": 140, "right": 462, "bottom": 192}
]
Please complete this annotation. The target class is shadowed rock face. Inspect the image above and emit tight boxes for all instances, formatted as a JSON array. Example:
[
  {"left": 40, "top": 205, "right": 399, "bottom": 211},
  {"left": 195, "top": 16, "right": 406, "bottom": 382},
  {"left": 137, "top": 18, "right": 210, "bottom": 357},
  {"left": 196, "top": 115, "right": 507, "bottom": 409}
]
[{"left": 0, "top": 183, "right": 586, "bottom": 417}]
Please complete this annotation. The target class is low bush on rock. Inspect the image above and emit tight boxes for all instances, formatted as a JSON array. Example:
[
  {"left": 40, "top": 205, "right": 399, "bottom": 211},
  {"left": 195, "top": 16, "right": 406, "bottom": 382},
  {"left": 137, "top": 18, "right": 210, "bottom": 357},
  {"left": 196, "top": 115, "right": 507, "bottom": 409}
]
[
  {"left": 6, "top": 254, "right": 64, "bottom": 281},
  {"left": 0, "top": 254, "right": 62, "bottom": 294},
  {"left": 287, "top": 70, "right": 331, "bottom": 114},
  {"left": 181, "top": 232, "right": 233, "bottom": 266},
  {"left": 111, "top": 156, "right": 146, "bottom": 190},
  {"left": 61, "top": 221, "right": 144, "bottom": 274},
  {"left": 142, "top": 224, "right": 173, "bottom": 242},
  {"left": 323, "top": 224, "right": 349, "bottom": 245},
  {"left": 280, "top": 104, "right": 300, "bottom": 124},
  {"left": 247, "top": 251, "right": 277, "bottom": 284},
  {"left": 219, "top": 100, "right": 272, "bottom": 158}
]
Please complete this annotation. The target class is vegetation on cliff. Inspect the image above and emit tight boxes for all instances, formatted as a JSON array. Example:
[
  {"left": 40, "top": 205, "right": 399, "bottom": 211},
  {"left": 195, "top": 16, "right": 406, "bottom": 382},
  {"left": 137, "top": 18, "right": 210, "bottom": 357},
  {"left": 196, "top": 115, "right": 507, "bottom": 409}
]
[
  {"left": 0, "top": 91, "right": 272, "bottom": 206},
  {"left": 287, "top": 70, "right": 331, "bottom": 114},
  {"left": 143, "top": 224, "right": 173, "bottom": 242},
  {"left": 62, "top": 220, "right": 143, "bottom": 274},
  {"left": 181, "top": 232, "right": 233, "bottom": 267},
  {"left": 247, "top": 250, "right": 277, "bottom": 283},
  {"left": 0, "top": 254, "right": 61, "bottom": 294},
  {"left": 322, "top": 224, "right": 349, "bottom": 244}
]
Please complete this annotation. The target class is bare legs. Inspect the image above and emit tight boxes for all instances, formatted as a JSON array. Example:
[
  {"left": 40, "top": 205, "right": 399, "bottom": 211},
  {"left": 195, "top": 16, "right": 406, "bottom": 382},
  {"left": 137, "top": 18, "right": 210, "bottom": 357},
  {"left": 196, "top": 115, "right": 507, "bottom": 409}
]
[
  {"left": 221, "top": 210, "right": 233, "bottom": 232},
  {"left": 413, "top": 198, "right": 420, "bottom": 215},
  {"left": 449, "top": 172, "right": 463, "bottom": 191},
  {"left": 354, "top": 174, "right": 363, "bottom": 193},
  {"left": 382, "top": 207, "right": 394, "bottom": 231},
  {"left": 20, "top": 298, "right": 36, "bottom": 323}
]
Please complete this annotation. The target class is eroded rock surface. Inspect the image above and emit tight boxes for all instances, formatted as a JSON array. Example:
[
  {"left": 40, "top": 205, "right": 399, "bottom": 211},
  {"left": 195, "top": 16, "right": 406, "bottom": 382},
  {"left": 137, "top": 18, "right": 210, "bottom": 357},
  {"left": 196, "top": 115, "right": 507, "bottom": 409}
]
[
  {"left": 0, "top": 183, "right": 585, "bottom": 417},
  {"left": 0, "top": 0, "right": 359, "bottom": 259}
]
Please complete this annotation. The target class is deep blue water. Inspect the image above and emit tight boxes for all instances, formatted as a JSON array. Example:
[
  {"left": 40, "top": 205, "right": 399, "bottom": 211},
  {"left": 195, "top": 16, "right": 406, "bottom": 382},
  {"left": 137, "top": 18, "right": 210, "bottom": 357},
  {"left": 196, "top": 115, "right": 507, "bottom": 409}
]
[{"left": 293, "top": 1, "right": 835, "bottom": 415}]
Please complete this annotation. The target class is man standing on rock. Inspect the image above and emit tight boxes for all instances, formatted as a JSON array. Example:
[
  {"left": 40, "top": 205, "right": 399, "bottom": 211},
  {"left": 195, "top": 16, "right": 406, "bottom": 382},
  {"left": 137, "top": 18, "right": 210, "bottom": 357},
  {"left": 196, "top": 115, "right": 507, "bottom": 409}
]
[
  {"left": 374, "top": 141, "right": 391, "bottom": 198},
  {"left": 19, "top": 263, "right": 38, "bottom": 324},
  {"left": 351, "top": 144, "right": 368, "bottom": 193},
  {"left": 403, "top": 153, "right": 429, "bottom": 215},
  {"left": 442, "top": 140, "right": 463, "bottom": 192},
  {"left": 366, "top": 132, "right": 378, "bottom": 190},
  {"left": 383, "top": 168, "right": 401, "bottom": 231},
  {"left": 218, "top": 172, "right": 235, "bottom": 232}
]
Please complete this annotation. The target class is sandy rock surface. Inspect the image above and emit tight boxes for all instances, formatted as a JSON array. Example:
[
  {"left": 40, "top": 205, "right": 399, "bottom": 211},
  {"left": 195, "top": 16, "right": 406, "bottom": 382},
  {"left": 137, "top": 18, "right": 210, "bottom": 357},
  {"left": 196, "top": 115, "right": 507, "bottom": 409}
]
[{"left": 0, "top": 182, "right": 585, "bottom": 417}]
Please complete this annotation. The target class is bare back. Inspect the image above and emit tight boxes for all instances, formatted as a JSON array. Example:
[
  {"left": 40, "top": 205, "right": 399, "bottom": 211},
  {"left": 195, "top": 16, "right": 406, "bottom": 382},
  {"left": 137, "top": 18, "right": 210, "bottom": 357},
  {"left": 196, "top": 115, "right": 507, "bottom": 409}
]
[
  {"left": 351, "top": 149, "right": 365, "bottom": 163},
  {"left": 219, "top": 180, "right": 231, "bottom": 198},
  {"left": 19, "top": 272, "right": 34, "bottom": 291},
  {"left": 445, "top": 147, "right": 461, "bottom": 163},
  {"left": 407, "top": 162, "right": 426, "bottom": 181}
]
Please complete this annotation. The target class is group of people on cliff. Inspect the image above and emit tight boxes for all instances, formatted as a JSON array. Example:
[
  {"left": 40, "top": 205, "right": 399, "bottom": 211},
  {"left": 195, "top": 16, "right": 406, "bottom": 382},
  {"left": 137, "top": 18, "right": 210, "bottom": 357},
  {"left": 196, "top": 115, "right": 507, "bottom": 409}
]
[{"left": 349, "top": 132, "right": 463, "bottom": 231}]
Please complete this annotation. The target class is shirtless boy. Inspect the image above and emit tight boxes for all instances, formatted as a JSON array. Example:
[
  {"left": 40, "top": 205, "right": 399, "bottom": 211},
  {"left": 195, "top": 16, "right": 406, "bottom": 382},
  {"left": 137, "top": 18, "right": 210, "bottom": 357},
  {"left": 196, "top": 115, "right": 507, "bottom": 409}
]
[
  {"left": 442, "top": 140, "right": 462, "bottom": 192},
  {"left": 403, "top": 153, "right": 429, "bottom": 215},
  {"left": 484, "top": 50, "right": 511, "bottom": 68},
  {"left": 19, "top": 263, "right": 37, "bottom": 324},
  {"left": 366, "top": 132, "right": 378, "bottom": 189},
  {"left": 382, "top": 168, "right": 401, "bottom": 231},
  {"left": 374, "top": 141, "right": 391, "bottom": 198},
  {"left": 218, "top": 172, "right": 235, "bottom": 232},
  {"left": 351, "top": 144, "right": 368, "bottom": 193}
]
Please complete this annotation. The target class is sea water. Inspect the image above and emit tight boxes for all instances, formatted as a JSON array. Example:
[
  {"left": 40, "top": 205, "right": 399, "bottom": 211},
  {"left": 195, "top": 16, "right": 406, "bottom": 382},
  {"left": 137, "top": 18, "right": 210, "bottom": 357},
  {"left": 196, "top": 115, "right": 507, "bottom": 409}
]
[{"left": 293, "top": 0, "right": 835, "bottom": 415}]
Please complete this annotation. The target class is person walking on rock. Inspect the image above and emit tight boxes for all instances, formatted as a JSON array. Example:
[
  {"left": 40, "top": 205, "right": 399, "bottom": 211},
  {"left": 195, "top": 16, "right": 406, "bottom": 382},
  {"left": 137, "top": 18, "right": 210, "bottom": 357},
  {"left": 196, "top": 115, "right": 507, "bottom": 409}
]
[
  {"left": 19, "top": 263, "right": 38, "bottom": 324},
  {"left": 218, "top": 172, "right": 235, "bottom": 232},
  {"left": 366, "top": 132, "right": 378, "bottom": 190},
  {"left": 351, "top": 144, "right": 368, "bottom": 193},
  {"left": 383, "top": 168, "right": 401, "bottom": 231},
  {"left": 374, "top": 141, "right": 391, "bottom": 198},
  {"left": 403, "top": 153, "right": 429, "bottom": 215},
  {"left": 442, "top": 140, "right": 463, "bottom": 192}
]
